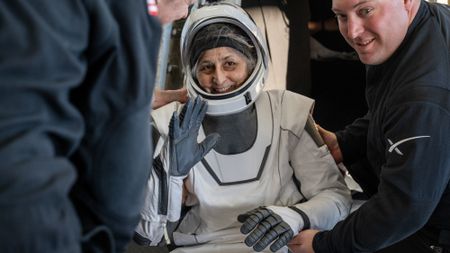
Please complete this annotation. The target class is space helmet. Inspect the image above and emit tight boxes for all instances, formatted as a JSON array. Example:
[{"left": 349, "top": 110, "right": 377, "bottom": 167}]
[{"left": 180, "top": 2, "right": 269, "bottom": 116}]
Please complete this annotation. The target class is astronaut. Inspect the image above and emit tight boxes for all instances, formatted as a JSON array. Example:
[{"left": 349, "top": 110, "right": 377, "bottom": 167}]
[{"left": 134, "top": 3, "right": 351, "bottom": 253}]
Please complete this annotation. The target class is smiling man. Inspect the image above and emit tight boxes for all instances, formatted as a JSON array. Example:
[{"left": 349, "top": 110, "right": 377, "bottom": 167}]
[
  {"left": 333, "top": 0, "right": 415, "bottom": 65},
  {"left": 288, "top": 0, "right": 450, "bottom": 253}
]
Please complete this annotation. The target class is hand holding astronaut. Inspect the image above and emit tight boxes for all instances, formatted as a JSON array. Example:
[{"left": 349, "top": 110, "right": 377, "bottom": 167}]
[
  {"left": 315, "top": 124, "right": 343, "bottom": 164},
  {"left": 168, "top": 97, "right": 220, "bottom": 177},
  {"left": 287, "top": 230, "right": 319, "bottom": 253},
  {"left": 238, "top": 206, "right": 304, "bottom": 252}
]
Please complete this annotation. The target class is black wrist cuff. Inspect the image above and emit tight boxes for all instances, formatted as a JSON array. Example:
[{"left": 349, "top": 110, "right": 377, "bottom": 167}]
[{"left": 288, "top": 206, "right": 311, "bottom": 230}]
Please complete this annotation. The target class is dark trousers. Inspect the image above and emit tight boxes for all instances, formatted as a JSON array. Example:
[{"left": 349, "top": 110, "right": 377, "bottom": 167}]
[{"left": 376, "top": 227, "right": 450, "bottom": 253}]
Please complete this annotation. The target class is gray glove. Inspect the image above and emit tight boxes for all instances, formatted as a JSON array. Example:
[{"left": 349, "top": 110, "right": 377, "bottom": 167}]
[
  {"left": 168, "top": 97, "right": 220, "bottom": 177},
  {"left": 238, "top": 207, "right": 294, "bottom": 252}
]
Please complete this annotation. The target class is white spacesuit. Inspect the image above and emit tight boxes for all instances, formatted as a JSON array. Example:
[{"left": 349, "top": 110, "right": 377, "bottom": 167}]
[{"left": 135, "top": 3, "right": 351, "bottom": 253}]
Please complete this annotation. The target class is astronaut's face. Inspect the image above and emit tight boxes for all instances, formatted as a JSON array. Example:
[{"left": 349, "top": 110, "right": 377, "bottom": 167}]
[
  {"left": 195, "top": 47, "right": 250, "bottom": 94},
  {"left": 332, "top": 0, "right": 413, "bottom": 65}
]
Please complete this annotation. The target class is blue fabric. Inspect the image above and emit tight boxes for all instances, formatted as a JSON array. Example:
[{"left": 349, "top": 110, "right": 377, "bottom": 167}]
[{"left": 0, "top": 0, "right": 161, "bottom": 252}]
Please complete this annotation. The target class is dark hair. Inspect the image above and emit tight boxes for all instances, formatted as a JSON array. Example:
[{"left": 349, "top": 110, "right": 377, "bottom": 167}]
[{"left": 190, "top": 23, "right": 257, "bottom": 77}]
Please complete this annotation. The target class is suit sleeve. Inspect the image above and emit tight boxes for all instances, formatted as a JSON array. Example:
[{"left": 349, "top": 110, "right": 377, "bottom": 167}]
[
  {"left": 135, "top": 108, "right": 185, "bottom": 246},
  {"left": 290, "top": 116, "right": 352, "bottom": 231}
]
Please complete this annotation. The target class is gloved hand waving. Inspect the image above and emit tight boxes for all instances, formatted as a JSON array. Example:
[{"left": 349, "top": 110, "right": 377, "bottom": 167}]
[{"left": 168, "top": 97, "right": 220, "bottom": 177}]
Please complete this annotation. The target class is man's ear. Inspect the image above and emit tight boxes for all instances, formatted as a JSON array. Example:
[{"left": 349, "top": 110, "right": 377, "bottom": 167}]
[
  {"left": 403, "top": 0, "right": 414, "bottom": 12},
  {"left": 404, "top": 0, "right": 420, "bottom": 23}
]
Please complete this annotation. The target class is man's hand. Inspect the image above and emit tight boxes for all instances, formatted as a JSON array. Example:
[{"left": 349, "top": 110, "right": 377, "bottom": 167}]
[
  {"left": 238, "top": 207, "right": 294, "bottom": 252},
  {"left": 168, "top": 97, "right": 219, "bottom": 177},
  {"left": 152, "top": 88, "right": 188, "bottom": 110},
  {"left": 157, "top": 0, "right": 196, "bottom": 24},
  {"left": 288, "top": 230, "right": 319, "bottom": 253},
  {"left": 316, "top": 124, "right": 343, "bottom": 164}
]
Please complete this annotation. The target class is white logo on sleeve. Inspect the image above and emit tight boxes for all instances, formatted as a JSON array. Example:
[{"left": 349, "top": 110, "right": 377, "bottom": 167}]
[{"left": 387, "top": 136, "right": 431, "bottom": 155}]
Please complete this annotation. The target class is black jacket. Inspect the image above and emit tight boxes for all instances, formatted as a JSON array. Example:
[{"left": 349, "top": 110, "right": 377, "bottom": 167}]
[
  {"left": 314, "top": 1, "right": 450, "bottom": 252},
  {"left": 0, "top": 0, "right": 161, "bottom": 252}
]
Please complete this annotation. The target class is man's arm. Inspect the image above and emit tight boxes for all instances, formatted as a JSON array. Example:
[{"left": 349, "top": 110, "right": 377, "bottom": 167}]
[
  {"left": 313, "top": 101, "right": 450, "bottom": 252},
  {"left": 335, "top": 113, "right": 370, "bottom": 165},
  {"left": 152, "top": 88, "right": 188, "bottom": 110}
]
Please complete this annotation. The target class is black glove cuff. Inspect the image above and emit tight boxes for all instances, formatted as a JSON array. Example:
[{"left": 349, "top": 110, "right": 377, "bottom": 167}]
[{"left": 288, "top": 206, "right": 311, "bottom": 230}]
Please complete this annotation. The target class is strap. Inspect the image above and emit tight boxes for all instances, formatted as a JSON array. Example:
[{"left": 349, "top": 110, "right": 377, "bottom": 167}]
[
  {"left": 288, "top": 206, "right": 311, "bottom": 230},
  {"left": 153, "top": 156, "right": 168, "bottom": 215},
  {"left": 304, "top": 114, "right": 325, "bottom": 147}
]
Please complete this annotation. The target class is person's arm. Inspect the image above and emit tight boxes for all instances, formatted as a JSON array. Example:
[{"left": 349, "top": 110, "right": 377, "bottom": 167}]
[
  {"left": 156, "top": 0, "right": 196, "bottom": 24},
  {"left": 313, "top": 100, "right": 450, "bottom": 252},
  {"left": 335, "top": 112, "right": 371, "bottom": 165},
  {"left": 317, "top": 112, "right": 370, "bottom": 165},
  {"left": 136, "top": 98, "right": 219, "bottom": 246},
  {"left": 288, "top": 115, "right": 352, "bottom": 231},
  {"left": 152, "top": 88, "right": 188, "bottom": 110},
  {"left": 316, "top": 125, "right": 343, "bottom": 164},
  {"left": 238, "top": 114, "right": 352, "bottom": 252}
]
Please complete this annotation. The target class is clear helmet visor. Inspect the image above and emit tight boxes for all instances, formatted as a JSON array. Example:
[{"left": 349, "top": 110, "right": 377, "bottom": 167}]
[{"left": 180, "top": 3, "right": 269, "bottom": 116}]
